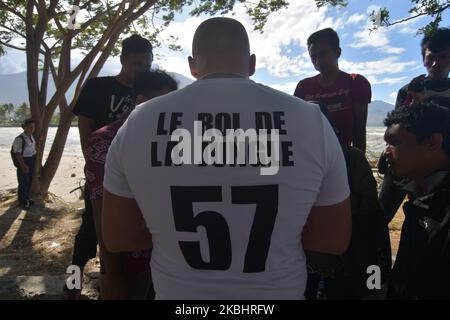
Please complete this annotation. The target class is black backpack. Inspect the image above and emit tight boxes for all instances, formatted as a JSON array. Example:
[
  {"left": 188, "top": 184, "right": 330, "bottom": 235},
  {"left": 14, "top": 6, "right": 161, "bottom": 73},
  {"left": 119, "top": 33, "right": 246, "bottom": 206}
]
[{"left": 10, "top": 135, "right": 26, "bottom": 168}]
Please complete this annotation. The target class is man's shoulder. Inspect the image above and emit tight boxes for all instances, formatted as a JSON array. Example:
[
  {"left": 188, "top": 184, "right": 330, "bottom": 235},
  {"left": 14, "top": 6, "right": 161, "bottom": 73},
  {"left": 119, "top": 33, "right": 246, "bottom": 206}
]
[
  {"left": 296, "top": 75, "right": 319, "bottom": 87},
  {"left": 341, "top": 71, "right": 370, "bottom": 85},
  {"left": 13, "top": 133, "right": 25, "bottom": 143},
  {"left": 256, "top": 82, "right": 323, "bottom": 112},
  {"left": 85, "top": 76, "right": 116, "bottom": 87},
  {"left": 17, "top": 133, "right": 26, "bottom": 141},
  {"left": 405, "top": 74, "right": 427, "bottom": 90},
  {"left": 90, "top": 119, "right": 123, "bottom": 141}
]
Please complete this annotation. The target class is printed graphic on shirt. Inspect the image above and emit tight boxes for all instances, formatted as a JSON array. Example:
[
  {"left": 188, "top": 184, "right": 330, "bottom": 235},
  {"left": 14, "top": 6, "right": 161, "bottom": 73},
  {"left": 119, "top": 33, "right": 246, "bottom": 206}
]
[{"left": 151, "top": 111, "right": 294, "bottom": 175}]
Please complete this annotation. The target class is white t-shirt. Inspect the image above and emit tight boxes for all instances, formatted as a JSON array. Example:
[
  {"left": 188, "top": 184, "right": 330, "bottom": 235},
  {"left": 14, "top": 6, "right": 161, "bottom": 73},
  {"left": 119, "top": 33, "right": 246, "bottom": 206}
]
[
  {"left": 104, "top": 78, "right": 350, "bottom": 300},
  {"left": 12, "top": 133, "right": 36, "bottom": 157}
]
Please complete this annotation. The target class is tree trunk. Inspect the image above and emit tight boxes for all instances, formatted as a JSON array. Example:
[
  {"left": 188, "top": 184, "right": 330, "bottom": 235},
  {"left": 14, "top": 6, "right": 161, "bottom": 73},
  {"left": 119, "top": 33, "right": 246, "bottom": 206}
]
[
  {"left": 39, "top": 107, "right": 75, "bottom": 196},
  {"left": 27, "top": 0, "right": 158, "bottom": 199}
]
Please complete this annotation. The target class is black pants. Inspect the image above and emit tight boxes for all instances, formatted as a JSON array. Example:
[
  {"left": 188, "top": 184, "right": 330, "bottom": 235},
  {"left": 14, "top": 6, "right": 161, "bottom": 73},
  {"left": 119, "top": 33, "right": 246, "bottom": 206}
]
[
  {"left": 71, "top": 188, "right": 98, "bottom": 270},
  {"left": 17, "top": 155, "right": 36, "bottom": 205}
]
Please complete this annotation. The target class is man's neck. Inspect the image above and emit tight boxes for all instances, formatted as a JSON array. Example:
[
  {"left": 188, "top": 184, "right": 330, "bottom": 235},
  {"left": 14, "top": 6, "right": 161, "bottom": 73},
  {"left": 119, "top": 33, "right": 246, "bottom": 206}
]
[
  {"left": 199, "top": 72, "right": 247, "bottom": 80},
  {"left": 318, "top": 69, "right": 340, "bottom": 87},
  {"left": 115, "top": 72, "right": 133, "bottom": 88},
  {"left": 427, "top": 72, "right": 450, "bottom": 80},
  {"left": 24, "top": 132, "right": 32, "bottom": 139}
]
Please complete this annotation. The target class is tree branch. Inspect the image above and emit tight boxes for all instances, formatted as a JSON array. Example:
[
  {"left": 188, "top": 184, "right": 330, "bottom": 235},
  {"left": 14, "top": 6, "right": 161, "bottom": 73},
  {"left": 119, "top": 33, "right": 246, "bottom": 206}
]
[
  {"left": 0, "top": 40, "right": 26, "bottom": 51},
  {"left": 76, "top": 2, "right": 122, "bottom": 34},
  {"left": 47, "top": 0, "right": 59, "bottom": 18},
  {"left": 0, "top": 23, "right": 26, "bottom": 38},
  {"left": 52, "top": 15, "right": 68, "bottom": 37},
  {"left": 0, "top": 1, "right": 26, "bottom": 21},
  {"left": 38, "top": 51, "right": 51, "bottom": 113},
  {"left": 387, "top": 3, "right": 450, "bottom": 27}
]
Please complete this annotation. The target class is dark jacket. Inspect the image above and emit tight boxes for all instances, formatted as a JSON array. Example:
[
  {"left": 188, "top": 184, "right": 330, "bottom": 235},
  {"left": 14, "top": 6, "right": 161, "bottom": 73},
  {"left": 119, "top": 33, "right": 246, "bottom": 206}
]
[{"left": 388, "top": 172, "right": 450, "bottom": 299}]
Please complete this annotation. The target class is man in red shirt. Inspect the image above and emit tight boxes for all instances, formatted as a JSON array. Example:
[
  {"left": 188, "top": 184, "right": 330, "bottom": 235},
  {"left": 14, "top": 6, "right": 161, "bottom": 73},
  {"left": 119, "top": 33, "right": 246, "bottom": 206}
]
[{"left": 294, "top": 28, "right": 371, "bottom": 153}]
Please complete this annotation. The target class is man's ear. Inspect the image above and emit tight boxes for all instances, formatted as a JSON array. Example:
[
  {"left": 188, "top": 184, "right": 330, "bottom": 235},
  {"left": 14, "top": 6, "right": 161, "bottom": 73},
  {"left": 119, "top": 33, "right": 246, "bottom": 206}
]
[
  {"left": 336, "top": 47, "right": 342, "bottom": 59},
  {"left": 120, "top": 54, "right": 125, "bottom": 66},
  {"left": 249, "top": 54, "right": 256, "bottom": 77},
  {"left": 428, "top": 133, "right": 444, "bottom": 152},
  {"left": 188, "top": 56, "right": 199, "bottom": 79}
]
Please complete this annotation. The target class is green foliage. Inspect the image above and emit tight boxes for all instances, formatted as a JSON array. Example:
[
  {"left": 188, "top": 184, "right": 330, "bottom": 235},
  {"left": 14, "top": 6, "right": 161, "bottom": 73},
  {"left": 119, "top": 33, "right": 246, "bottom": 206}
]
[
  {"left": 0, "top": 103, "right": 14, "bottom": 124},
  {"left": 315, "top": 0, "right": 347, "bottom": 8},
  {"left": 0, "top": 102, "right": 30, "bottom": 126}
]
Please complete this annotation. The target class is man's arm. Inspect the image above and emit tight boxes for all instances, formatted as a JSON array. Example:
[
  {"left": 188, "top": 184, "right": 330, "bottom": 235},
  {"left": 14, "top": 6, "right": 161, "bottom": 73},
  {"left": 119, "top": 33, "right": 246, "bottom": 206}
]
[
  {"left": 73, "top": 78, "right": 98, "bottom": 159},
  {"left": 102, "top": 188, "right": 152, "bottom": 253},
  {"left": 15, "top": 153, "right": 29, "bottom": 173},
  {"left": 78, "top": 115, "right": 96, "bottom": 159},
  {"left": 352, "top": 103, "right": 368, "bottom": 153},
  {"left": 302, "top": 197, "right": 352, "bottom": 255}
]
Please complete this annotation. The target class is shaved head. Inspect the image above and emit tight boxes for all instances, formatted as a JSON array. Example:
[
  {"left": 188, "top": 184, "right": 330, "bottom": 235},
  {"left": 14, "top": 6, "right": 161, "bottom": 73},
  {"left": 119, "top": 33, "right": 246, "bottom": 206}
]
[{"left": 189, "top": 17, "right": 255, "bottom": 78}]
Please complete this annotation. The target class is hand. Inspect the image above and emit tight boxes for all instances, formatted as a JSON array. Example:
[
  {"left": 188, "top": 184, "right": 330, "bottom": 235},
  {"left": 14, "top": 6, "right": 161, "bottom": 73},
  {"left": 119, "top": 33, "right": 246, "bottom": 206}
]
[
  {"left": 377, "top": 152, "right": 388, "bottom": 175},
  {"left": 21, "top": 165, "right": 30, "bottom": 174}
]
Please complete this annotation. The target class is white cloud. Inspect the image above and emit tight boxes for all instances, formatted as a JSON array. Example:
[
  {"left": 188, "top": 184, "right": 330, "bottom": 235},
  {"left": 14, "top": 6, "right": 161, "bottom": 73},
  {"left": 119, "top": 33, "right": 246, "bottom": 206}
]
[
  {"left": 388, "top": 91, "right": 398, "bottom": 104},
  {"left": 386, "top": 91, "right": 398, "bottom": 105},
  {"left": 270, "top": 81, "right": 299, "bottom": 94},
  {"left": 348, "top": 4, "right": 414, "bottom": 55},
  {"left": 340, "top": 56, "right": 417, "bottom": 77},
  {"left": 0, "top": 49, "right": 27, "bottom": 74},
  {"left": 347, "top": 13, "right": 366, "bottom": 25},
  {"left": 154, "top": 53, "right": 194, "bottom": 79},
  {"left": 350, "top": 27, "right": 405, "bottom": 54},
  {"left": 155, "top": 0, "right": 344, "bottom": 78},
  {"left": 389, "top": 91, "right": 398, "bottom": 99},
  {"left": 367, "top": 76, "right": 408, "bottom": 85},
  {"left": 232, "top": 1, "right": 345, "bottom": 78},
  {"left": 399, "top": 26, "right": 417, "bottom": 34}
]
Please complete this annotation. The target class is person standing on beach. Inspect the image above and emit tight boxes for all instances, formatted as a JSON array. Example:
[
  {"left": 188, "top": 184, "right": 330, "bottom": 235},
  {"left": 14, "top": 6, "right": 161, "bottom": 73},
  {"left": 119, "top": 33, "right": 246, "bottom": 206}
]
[
  {"left": 66, "top": 34, "right": 153, "bottom": 299},
  {"left": 11, "top": 119, "right": 37, "bottom": 210},
  {"left": 294, "top": 28, "right": 371, "bottom": 154}
]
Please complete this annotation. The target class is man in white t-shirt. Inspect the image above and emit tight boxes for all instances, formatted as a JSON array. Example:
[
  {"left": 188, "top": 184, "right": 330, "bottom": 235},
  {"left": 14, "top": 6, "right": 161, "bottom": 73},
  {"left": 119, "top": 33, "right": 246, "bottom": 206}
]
[{"left": 102, "top": 17, "right": 351, "bottom": 300}]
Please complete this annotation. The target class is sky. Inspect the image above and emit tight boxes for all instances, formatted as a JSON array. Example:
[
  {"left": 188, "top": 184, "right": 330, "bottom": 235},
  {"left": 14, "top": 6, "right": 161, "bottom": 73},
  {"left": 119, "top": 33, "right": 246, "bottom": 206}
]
[{"left": 0, "top": 0, "right": 449, "bottom": 104}]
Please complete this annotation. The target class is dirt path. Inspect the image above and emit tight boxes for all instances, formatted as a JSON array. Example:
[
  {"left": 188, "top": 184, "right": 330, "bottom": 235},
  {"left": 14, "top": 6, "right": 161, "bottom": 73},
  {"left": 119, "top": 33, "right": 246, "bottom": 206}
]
[{"left": 0, "top": 189, "right": 99, "bottom": 299}]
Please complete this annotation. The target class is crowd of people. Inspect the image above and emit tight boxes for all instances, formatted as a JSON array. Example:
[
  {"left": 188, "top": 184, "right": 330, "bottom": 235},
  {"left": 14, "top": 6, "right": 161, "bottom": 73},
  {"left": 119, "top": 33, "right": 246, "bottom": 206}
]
[{"left": 12, "top": 17, "right": 450, "bottom": 300}]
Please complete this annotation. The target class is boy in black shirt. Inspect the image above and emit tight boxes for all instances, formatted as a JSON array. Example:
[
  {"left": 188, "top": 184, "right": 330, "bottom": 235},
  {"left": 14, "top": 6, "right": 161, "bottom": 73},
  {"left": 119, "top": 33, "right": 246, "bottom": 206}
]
[{"left": 66, "top": 34, "right": 153, "bottom": 299}]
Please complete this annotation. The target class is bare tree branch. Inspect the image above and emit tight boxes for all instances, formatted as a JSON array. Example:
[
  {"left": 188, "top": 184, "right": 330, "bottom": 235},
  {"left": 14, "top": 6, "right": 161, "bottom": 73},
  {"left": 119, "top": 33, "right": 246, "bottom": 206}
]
[
  {"left": 0, "top": 1, "right": 26, "bottom": 21},
  {"left": 0, "top": 40, "right": 26, "bottom": 51},
  {"left": 47, "top": 0, "right": 60, "bottom": 18},
  {"left": 38, "top": 51, "right": 51, "bottom": 113},
  {"left": 0, "top": 23, "right": 26, "bottom": 38},
  {"left": 387, "top": 3, "right": 450, "bottom": 27}
]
